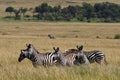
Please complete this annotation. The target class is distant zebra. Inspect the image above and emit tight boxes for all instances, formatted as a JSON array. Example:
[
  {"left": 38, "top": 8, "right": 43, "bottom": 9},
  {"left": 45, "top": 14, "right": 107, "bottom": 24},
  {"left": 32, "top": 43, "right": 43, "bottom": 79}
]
[
  {"left": 64, "top": 45, "right": 107, "bottom": 64},
  {"left": 18, "top": 44, "right": 60, "bottom": 67},
  {"left": 48, "top": 34, "right": 55, "bottom": 39},
  {"left": 53, "top": 46, "right": 89, "bottom": 66}
]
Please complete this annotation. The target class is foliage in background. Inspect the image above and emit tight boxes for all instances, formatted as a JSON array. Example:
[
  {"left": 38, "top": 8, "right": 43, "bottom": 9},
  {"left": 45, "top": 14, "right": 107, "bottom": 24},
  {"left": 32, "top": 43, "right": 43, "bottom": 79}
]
[{"left": 4, "top": 2, "right": 120, "bottom": 22}]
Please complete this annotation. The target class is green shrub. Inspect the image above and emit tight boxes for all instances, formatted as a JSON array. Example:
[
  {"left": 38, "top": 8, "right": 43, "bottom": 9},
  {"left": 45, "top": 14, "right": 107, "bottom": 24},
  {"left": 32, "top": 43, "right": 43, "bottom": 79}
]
[{"left": 96, "top": 36, "right": 100, "bottom": 39}]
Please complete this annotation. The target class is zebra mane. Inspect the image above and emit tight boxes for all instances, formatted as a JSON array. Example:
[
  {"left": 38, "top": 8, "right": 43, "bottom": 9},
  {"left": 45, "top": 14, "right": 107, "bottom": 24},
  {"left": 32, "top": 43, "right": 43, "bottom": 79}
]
[
  {"left": 30, "top": 45, "right": 40, "bottom": 54},
  {"left": 65, "top": 49, "right": 78, "bottom": 53},
  {"left": 32, "top": 46, "right": 52, "bottom": 55},
  {"left": 83, "top": 50, "right": 100, "bottom": 53},
  {"left": 63, "top": 49, "right": 78, "bottom": 56}
]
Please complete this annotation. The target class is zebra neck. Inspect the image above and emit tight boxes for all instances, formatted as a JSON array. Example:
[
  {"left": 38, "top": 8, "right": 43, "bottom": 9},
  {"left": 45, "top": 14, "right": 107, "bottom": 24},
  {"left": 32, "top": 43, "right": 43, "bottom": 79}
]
[{"left": 28, "top": 54, "right": 37, "bottom": 62}]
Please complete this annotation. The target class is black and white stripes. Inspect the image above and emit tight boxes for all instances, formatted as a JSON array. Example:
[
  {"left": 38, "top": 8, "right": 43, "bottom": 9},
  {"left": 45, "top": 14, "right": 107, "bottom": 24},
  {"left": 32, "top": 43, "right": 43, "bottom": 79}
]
[
  {"left": 64, "top": 45, "right": 107, "bottom": 64},
  {"left": 84, "top": 50, "right": 107, "bottom": 64},
  {"left": 18, "top": 44, "right": 60, "bottom": 67},
  {"left": 52, "top": 46, "right": 89, "bottom": 66},
  {"left": 18, "top": 44, "right": 107, "bottom": 67}
]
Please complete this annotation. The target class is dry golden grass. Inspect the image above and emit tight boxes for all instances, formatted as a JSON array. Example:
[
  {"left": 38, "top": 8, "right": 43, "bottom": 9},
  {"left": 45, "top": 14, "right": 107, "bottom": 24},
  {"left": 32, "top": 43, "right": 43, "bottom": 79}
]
[{"left": 0, "top": 22, "right": 120, "bottom": 80}]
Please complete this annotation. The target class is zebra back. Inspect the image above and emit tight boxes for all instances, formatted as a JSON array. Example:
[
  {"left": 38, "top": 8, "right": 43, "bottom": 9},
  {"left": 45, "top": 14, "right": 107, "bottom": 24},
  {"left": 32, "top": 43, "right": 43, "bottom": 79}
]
[
  {"left": 83, "top": 50, "right": 107, "bottom": 64},
  {"left": 62, "top": 52, "right": 79, "bottom": 66}
]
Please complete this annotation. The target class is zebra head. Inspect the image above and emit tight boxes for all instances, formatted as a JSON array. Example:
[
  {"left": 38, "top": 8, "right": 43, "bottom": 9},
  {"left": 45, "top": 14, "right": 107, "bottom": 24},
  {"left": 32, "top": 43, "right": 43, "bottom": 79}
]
[
  {"left": 75, "top": 45, "right": 88, "bottom": 64},
  {"left": 52, "top": 47, "right": 62, "bottom": 63},
  {"left": 18, "top": 44, "right": 37, "bottom": 62}
]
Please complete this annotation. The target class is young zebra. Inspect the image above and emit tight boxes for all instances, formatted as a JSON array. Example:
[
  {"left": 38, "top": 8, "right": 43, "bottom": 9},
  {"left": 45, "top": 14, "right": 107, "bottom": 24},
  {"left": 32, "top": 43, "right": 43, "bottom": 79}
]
[
  {"left": 18, "top": 44, "right": 60, "bottom": 67},
  {"left": 64, "top": 45, "right": 107, "bottom": 64},
  {"left": 53, "top": 46, "right": 89, "bottom": 66}
]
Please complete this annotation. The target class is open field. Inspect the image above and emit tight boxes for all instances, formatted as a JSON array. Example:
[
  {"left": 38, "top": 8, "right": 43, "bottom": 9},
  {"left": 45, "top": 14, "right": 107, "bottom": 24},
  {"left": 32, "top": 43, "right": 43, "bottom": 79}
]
[
  {"left": 0, "top": 22, "right": 120, "bottom": 80},
  {"left": 1, "top": 0, "right": 120, "bottom": 17}
]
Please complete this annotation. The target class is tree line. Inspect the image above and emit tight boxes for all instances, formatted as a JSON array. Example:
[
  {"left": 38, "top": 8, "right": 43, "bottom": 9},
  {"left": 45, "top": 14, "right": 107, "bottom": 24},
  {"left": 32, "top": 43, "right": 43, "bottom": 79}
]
[{"left": 5, "top": 2, "right": 120, "bottom": 22}]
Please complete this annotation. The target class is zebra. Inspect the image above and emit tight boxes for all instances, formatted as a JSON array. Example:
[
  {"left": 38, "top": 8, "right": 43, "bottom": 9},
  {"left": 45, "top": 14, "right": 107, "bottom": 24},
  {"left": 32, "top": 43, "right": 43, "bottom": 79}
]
[
  {"left": 74, "top": 45, "right": 89, "bottom": 65},
  {"left": 48, "top": 34, "right": 55, "bottom": 39},
  {"left": 83, "top": 50, "right": 107, "bottom": 64},
  {"left": 18, "top": 44, "right": 61, "bottom": 67},
  {"left": 53, "top": 46, "right": 89, "bottom": 66},
  {"left": 64, "top": 45, "right": 107, "bottom": 64}
]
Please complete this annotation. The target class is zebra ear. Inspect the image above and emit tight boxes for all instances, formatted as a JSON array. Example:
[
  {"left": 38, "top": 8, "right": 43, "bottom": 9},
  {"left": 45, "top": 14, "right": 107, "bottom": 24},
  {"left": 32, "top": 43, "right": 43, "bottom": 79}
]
[
  {"left": 53, "top": 47, "right": 56, "bottom": 50},
  {"left": 21, "top": 50, "right": 24, "bottom": 53},
  {"left": 76, "top": 45, "right": 79, "bottom": 49},
  {"left": 26, "top": 44, "right": 32, "bottom": 48},
  {"left": 26, "top": 44, "right": 29, "bottom": 47},
  {"left": 78, "top": 45, "right": 83, "bottom": 51},
  {"left": 56, "top": 47, "right": 59, "bottom": 51}
]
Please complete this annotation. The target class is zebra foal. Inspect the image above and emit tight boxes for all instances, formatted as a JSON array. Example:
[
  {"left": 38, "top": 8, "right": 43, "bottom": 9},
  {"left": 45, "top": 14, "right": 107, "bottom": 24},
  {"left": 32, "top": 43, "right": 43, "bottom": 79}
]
[
  {"left": 18, "top": 44, "right": 60, "bottom": 67},
  {"left": 53, "top": 46, "right": 89, "bottom": 66},
  {"left": 64, "top": 45, "right": 107, "bottom": 65}
]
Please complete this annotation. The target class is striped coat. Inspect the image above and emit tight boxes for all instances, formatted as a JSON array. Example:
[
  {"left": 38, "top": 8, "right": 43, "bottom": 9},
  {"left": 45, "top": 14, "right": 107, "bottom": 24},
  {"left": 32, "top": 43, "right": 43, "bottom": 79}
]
[
  {"left": 64, "top": 45, "right": 107, "bottom": 64},
  {"left": 83, "top": 50, "right": 107, "bottom": 64},
  {"left": 53, "top": 46, "right": 89, "bottom": 66},
  {"left": 18, "top": 44, "right": 60, "bottom": 67}
]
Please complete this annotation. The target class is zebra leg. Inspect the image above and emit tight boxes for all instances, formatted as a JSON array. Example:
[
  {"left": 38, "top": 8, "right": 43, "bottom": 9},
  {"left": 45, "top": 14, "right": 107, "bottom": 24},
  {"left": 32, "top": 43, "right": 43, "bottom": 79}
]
[
  {"left": 95, "top": 57, "right": 102, "bottom": 64},
  {"left": 104, "top": 55, "right": 108, "bottom": 65}
]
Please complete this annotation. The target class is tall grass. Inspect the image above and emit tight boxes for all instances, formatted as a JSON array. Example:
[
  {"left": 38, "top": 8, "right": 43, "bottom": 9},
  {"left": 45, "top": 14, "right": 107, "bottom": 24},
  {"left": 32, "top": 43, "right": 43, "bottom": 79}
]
[{"left": 1, "top": 64, "right": 120, "bottom": 80}]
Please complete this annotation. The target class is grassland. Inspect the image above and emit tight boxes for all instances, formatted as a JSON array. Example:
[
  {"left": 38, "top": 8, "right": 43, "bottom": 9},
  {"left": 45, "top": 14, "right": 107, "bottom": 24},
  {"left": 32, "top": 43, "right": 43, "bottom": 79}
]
[{"left": 0, "top": 22, "right": 120, "bottom": 80}]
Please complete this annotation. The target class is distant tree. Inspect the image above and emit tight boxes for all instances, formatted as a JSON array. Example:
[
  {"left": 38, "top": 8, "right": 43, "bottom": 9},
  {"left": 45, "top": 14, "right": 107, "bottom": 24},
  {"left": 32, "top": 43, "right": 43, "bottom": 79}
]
[
  {"left": 35, "top": 3, "right": 52, "bottom": 14},
  {"left": 67, "top": 5, "right": 77, "bottom": 17},
  {"left": 52, "top": 5, "right": 62, "bottom": 20},
  {"left": 5, "top": 6, "right": 14, "bottom": 17},
  {"left": 34, "top": 3, "right": 54, "bottom": 19},
  {"left": 82, "top": 3, "right": 96, "bottom": 19},
  {"left": 20, "top": 7, "right": 28, "bottom": 17},
  {"left": 53, "top": 5, "right": 61, "bottom": 13},
  {"left": 40, "top": 3, "right": 52, "bottom": 13},
  {"left": 13, "top": 8, "right": 21, "bottom": 19},
  {"left": 61, "top": 7, "right": 74, "bottom": 21},
  {"left": 94, "top": 2, "right": 120, "bottom": 21},
  {"left": 29, "top": 8, "right": 34, "bottom": 15},
  {"left": 4, "top": 2, "right": 120, "bottom": 22}
]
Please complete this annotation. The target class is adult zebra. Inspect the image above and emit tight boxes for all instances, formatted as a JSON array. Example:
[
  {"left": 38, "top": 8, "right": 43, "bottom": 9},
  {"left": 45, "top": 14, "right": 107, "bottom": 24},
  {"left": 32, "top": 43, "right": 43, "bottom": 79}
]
[
  {"left": 18, "top": 44, "right": 60, "bottom": 67},
  {"left": 53, "top": 46, "right": 89, "bottom": 66},
  {"left": 64, "top": 45, "right": 107, "bottom": 65}
]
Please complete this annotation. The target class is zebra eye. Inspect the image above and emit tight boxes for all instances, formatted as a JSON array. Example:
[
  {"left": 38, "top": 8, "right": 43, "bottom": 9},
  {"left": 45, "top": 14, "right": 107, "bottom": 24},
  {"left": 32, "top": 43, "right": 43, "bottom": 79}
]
[
  {"left": 21, "top": 53, "right": 25, "bottom": 57},
  {"left": 75, "top": 56, "right": 79, "bottom": 60}
]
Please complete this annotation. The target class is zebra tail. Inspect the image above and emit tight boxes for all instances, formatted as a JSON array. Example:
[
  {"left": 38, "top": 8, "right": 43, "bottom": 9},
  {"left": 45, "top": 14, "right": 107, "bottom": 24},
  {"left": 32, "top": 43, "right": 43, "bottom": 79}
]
[{"left": 104, "top": 55, "right": 108, "bottom": 65}]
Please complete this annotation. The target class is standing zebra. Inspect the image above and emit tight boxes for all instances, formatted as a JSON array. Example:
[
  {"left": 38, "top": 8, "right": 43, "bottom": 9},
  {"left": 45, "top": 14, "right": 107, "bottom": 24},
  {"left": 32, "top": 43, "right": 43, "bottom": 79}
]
[
  {"left": 64, "top": 45, "right": 107, "bottom": 64},
  {"left": 18, "top": 44, "right": 61, "bottom": 67},
  {"left": 53, "top": 46, "right": 89, "bottom": 66}
]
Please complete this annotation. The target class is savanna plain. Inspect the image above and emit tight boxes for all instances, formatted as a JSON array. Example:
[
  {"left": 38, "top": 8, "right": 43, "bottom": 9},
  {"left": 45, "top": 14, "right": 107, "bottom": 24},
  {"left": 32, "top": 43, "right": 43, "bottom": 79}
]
[{"left": 0, "top": 22, "right": 120, "bottom": 80}]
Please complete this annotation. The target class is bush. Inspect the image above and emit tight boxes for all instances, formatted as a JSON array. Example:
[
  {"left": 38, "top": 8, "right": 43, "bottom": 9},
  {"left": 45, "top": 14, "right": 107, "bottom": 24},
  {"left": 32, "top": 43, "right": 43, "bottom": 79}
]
[
  {"left": 114, "top": 34, "right": 120, "bottom": 39},
  {"left": 96, "top": 36, "right": 100, "bottom": 39}
]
